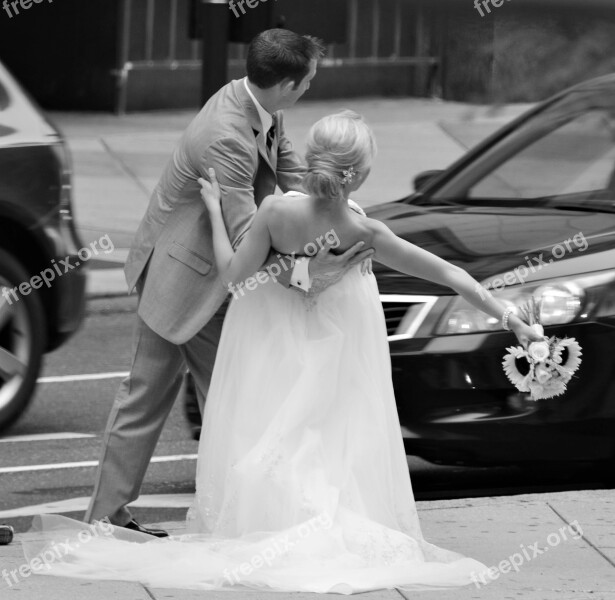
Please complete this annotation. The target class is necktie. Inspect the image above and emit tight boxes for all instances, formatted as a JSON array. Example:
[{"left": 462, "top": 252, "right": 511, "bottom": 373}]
[{"left": 266, "top": 123, "right": 276, "bottom": 154}]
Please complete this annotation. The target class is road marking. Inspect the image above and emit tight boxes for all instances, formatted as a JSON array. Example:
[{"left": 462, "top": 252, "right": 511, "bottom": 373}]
[
  {"left": 0, "top": 433, "right": 95, "bottom": 443},
  {"left": 0, "top": 454, "right": 197, "bottom": 475},
  {"left": 0, "top": 494, "right": 194, "bottom": 518},
  {"left": 37, "top": 372, "right": 130, "bottom": 384}
]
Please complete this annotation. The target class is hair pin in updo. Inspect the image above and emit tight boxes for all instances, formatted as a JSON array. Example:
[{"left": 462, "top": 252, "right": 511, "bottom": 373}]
[{"left": 341, "top": 166, "right": 356, "bottom": 186}]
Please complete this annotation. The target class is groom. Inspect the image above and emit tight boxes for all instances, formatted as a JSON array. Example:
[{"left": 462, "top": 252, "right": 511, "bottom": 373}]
[{"left": 85, "top": 29, "right": 373, "bottom": 536}]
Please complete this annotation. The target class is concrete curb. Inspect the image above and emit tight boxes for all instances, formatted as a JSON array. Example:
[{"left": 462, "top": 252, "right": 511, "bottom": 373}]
[{"left": 86, "top": 268, "right": 132, "bottom": 299}]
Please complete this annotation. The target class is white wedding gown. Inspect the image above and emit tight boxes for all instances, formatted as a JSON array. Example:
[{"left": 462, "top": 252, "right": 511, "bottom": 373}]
[{"left": 23, "top": 264, "right": 489, "bottom": 593}]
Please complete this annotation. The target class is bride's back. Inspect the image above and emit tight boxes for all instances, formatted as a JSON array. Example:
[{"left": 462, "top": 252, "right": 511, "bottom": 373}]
[
  {"left": 269, "top": 109, "right": 377, "bottom": 257},
  {"left": 265, "top": 193, "right": 375, "bottom": 258}
]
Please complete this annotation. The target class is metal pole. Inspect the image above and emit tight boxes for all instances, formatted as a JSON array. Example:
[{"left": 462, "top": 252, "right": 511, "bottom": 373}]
[
  {"left": 114, "top": 0, "right": 132, "bottom": 115},
  {"left": 200, "top": 0, "right": 229, "bottom": 105}
]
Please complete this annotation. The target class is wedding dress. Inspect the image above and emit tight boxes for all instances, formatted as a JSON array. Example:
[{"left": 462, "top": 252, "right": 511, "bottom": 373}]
[{"left": 23, "top": 263, "right": 489, "bottom": 593}]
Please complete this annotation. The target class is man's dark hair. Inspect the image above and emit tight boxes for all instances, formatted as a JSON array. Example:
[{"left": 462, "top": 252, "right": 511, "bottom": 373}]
[{"left": 247, "top": 29, "right": 325, "bottom": 90}]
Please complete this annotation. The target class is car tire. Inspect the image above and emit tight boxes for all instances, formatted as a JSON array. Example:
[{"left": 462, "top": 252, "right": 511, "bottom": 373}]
[{"left": 0, "top": 249, "right": 46, "bottom": 432}]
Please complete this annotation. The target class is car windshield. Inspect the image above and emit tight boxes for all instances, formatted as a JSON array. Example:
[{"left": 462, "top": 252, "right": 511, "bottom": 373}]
[
  {"left": 469, "top": 109, "right": 615, "bottom": 202},
  {"left": 436, "top": 88, "right": 615, "bottom": 209}
]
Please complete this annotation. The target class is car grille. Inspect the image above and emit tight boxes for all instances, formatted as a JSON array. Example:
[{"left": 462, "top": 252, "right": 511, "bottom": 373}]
[{"left": 380, "top": 295, "right": 438, "bottom": 341}]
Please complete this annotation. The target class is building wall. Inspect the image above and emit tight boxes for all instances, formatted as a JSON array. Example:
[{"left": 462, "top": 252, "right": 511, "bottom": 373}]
[
  {"left": 1, "top": 0, "right": 614, "bottom": 111},
  {"left": 0, "top": 0, "right": 121, "bottom": 111},
  {"left": 0, "top": 0, "right": 443, "bottom": 112},
  {"left": 438, "top": 5, "right": 495, "bottom": 103},
  {"left": 119, "top": 0, "right": 440, "bottom": 112},
  {"left": 491, "top": 6, "right": 615, "bottom": 102},
  {"left": 442, "top": 1, "right": 615, "bottom": 104}
]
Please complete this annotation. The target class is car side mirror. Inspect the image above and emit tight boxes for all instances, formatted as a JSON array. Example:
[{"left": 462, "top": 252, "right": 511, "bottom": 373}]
[{"left": 413, "top": 170, "right": 444, "bottom": 192}]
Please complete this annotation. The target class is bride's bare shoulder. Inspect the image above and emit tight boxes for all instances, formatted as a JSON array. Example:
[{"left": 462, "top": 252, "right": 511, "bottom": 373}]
[
  {"left": 258, "top": 196, "right": 309, "bottom": 244},
  {"left": 260, "top": 194, "right": 285, "bottom": 207},
  {"left": 260, "top": 193, "right": 305, "bottom": 209},
  {"left": 260, "top": 193, "right": 308, "bottom": 221},
  {"left": 364, "top": 216, "right": 391, "bottom": 237}
]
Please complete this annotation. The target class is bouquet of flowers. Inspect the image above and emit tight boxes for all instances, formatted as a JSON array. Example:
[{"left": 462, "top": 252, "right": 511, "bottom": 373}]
[{"left": 502, "top": 297, "right": 582, "bottom": 400}]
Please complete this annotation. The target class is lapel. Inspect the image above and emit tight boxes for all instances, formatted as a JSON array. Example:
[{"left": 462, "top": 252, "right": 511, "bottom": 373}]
[{"left": 234, "top": 79, "right": 276, "bottom": 174}]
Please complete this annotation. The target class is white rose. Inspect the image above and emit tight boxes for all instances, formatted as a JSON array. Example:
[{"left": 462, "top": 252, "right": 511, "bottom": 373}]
[{"left": 528, "top": 340, "right": 550, "bottom": 363}]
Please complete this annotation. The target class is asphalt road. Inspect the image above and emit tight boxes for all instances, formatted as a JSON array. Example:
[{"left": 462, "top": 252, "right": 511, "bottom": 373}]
[{"left": 1, "top": 295, "right": 613, "bottom": 534}]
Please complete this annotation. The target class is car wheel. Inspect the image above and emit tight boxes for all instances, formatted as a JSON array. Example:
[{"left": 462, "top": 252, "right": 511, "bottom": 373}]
[{"left": 0, "top": 249, "right": 46, "bottom": 432}]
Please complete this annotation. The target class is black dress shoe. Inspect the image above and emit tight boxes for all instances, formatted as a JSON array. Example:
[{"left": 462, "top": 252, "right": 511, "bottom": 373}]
[
  {"left": 123, "top": 519, "right": 169, "bottom": 538},
  {"left": 0, "top": 525, "right": 14, "bottom": 545}
]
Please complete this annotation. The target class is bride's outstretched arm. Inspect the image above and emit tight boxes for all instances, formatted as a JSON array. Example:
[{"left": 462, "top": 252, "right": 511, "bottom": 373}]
[
  {"left": 199, "top": 169, "right": 273, "bottom": 287},
  {"left": 370, "top": 220, "right": 544, "bottom": 346}
]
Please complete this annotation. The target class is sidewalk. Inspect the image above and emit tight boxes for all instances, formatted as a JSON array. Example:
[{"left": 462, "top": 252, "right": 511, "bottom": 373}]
[
  {"left": 51, "top": 97, "right": 532, "bottom": 299},
  {"left": 3, "top": 489, "right": 614, "bottom": 598}
]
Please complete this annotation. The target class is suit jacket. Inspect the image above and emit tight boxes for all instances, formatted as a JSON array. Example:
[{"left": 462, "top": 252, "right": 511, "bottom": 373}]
[{"left": 124, "top": 79, "right": 306, "bottom": 344}]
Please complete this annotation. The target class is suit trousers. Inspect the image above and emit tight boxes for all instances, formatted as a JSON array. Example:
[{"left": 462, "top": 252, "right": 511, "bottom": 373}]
[{"left": 85, "top": 296, "right": 230, "bottom": 525}]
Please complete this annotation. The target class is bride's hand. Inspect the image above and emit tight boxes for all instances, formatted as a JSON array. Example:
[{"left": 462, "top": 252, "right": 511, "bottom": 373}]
[
  {"left": 509, "top": 316, "right": 545, "bottom": 348},
  {"left": 198, "top": 168, "right": 221, "bottom": 213}
]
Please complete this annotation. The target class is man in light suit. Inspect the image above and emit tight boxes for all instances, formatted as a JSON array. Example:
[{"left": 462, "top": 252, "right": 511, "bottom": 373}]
[{"left": 85, "top": 29, "right": 372, "bottom": 536}]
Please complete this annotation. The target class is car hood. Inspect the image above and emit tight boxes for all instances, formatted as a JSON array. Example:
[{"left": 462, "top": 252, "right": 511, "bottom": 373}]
[{"left": 367, "top": 200, "right": 615, "bottom": 295}]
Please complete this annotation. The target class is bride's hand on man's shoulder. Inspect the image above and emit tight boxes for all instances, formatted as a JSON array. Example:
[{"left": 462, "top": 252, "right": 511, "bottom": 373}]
[{"left": 198, "top": 168, "right": 222, "bottom": 213}]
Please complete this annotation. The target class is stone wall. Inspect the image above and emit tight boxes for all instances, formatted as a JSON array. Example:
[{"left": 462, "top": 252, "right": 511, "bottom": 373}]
[
  {"left": 442, "top": 3, "right": 615, "bottom": 103},
  {"left": 492, "top": 7, "right": 615, "bottom": 102}
]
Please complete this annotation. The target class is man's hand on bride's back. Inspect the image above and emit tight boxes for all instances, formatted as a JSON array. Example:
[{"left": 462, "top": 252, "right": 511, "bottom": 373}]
[
  {"left": 309, "top": 241, "right": 375, "bottom": 285},
  {"left": 198, "top": 168, "right": 222, "bottom": 214}
]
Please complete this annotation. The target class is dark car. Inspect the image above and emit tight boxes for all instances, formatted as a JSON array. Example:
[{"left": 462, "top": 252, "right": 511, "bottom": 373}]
[
  {"left": 371, "top": 74, "right": 615, "bottom": 466},
  {"left": 0, "top": 61, "right": 86, "bottom": 432},
  {"left": 185, "top": 75, "right": 615, "bottom": 463}
]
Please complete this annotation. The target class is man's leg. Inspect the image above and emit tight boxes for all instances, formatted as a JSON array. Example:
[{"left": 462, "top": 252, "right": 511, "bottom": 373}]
[
  {"left": 85, "top": 315, "right": 185, "bottom": 525},
  {"left": 180, "top": 297, "right": 230, "bottom": 415}
]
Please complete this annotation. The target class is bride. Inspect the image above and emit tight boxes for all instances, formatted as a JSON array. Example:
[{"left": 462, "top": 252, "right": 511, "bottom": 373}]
[{"left": 23, "top": 111, "right": 541, "bottom": 594}]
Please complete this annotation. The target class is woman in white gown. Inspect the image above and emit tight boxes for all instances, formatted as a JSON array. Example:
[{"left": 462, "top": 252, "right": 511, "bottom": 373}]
[{"left": 23, "top": 111, "right": 541, "bottom": 594}]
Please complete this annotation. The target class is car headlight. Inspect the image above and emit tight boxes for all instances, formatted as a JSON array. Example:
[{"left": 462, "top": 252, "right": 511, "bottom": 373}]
[{"left": 436, "top": 270, "right": 615, "bottom": 335}]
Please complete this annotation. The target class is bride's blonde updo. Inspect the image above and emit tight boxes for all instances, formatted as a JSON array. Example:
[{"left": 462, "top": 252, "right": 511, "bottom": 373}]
[{"left": 303, "top": 110, "right": 376, "bottom": 201}]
